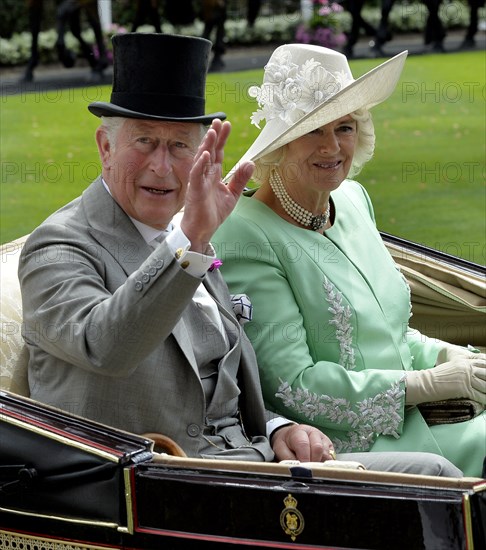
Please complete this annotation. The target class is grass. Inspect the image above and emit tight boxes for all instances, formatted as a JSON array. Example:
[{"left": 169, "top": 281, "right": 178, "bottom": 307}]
[{"left": 1, "top": 51, "right": 485, "bottom": 263}]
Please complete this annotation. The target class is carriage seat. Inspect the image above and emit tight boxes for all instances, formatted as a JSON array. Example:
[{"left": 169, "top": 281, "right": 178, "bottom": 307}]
[{"left": 1, "top": 235, "right": 30, "bottom": 396}]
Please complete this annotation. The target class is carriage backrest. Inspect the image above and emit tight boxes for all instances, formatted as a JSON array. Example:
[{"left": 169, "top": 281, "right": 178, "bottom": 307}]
[{"left": 1, "top": 235, "right": 30, "bottom": 396}]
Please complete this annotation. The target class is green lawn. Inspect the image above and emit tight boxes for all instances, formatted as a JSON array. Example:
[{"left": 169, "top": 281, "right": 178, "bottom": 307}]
[{"left": 1, "top": 51, "right": 485, "bottom": 263}]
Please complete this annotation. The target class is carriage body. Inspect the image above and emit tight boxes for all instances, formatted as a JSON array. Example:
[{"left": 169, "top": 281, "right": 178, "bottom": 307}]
[{"left": 1, "top": 391, "right": 485, "bottom": 550}]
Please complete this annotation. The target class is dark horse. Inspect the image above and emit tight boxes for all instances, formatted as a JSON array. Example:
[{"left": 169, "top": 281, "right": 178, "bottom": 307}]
[
  {"left": 373, "top": 0, "right": 446, "bottom": 54},
  {"left": 343, "top": 0, "right": 446, "bottom": 57},
  {"left": 22, "top": 0, "right": 108, "bottom": 82}
]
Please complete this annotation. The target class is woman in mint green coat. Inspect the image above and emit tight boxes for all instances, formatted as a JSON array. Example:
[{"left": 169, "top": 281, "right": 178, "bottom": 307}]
[{"left": 213, "top": 44, "right": 486, "bottom": 477}]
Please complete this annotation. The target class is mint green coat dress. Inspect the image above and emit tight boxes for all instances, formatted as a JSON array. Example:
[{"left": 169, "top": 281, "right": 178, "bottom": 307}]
[{"left": 213, "top": 180, "right": 485, "bottom": 477}]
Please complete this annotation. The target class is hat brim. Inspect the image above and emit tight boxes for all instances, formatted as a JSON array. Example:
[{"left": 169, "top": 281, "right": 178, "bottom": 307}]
[
  {"left": 224, "top": 50, "right": 407, "bottom": 182},
  {"left": 88, "top": 102, "right": 226, "bottom": 125}
]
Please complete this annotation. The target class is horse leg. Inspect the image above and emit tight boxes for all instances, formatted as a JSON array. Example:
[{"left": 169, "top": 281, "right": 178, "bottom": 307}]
[
  {"left": 247, "top": 0, "right": 261, "bottom": 28},
  {"left": 343, "top": 0, "right": 368, "bottom": 58},
  {"left": 461, "top": 0, "right": 481, "bottom": 47},
  {"left": 422, "top": 0, "right": 446, "bottom": 51},
  {"left": 375, "top": 0, "right": 396, "bottom": 48},
  {"left": 132, "top": 0, "right": 146, "bottom": 31},
  {"left": 209, "top": 1, "right": 227, "bottom": 70},
  {"left": 67, "top": 3, "right": 100, "bottom": 71},
  {"left": 149, "top": 0, "right": 162, "bottom": 33},
  {"left": 23, "top": 0, "right": 43, "bottom": 82},
  {"left": 55, "top": 0, "right": 78, "bottom": 68},
  {"left": 84, "top": 0, "right": 109, "bottom": 71}
]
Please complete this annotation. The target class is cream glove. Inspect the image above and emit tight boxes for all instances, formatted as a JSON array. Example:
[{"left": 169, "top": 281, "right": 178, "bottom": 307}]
[
  {"left": 405, "top": 357, "right": 486, "bottom": 405},
  {"left": 436, "top": 342, "right": 485, "bottom": 366}
]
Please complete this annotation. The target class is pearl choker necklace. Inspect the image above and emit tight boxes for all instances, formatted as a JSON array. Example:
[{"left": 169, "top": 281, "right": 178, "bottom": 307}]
[{"left": 269, "top": 169, "right": 330, "bottom": 231}]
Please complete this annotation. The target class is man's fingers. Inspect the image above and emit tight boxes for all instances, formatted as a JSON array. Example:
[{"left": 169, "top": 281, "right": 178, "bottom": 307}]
[
  {"left": 307, "top": 429, "right": 326, "bottom": 462},
  {"left": 288, "top": 425, "right": 335, "bottom": 463},
  {"left": 227, "top": 161, "right": 255, "bottom": 197},
  {"left": 193, "top": 128, "right": 216, "bottom": 165},
  {"left": 189, "top": 150, "right": 210, "bottom": 183},
  {"left": 307, "top": 427, "right": 335, "bottom": 462},
  {"left": 215, "top": 120, "right": 231, "bottom": 149},
  {"left": 210, "top": 119, "right": 229, "bottom": 166}
]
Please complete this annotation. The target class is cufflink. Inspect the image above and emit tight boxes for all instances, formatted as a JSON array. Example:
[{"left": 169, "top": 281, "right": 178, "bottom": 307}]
[
  {"left": 180, "top": 260, "right": 190, "bottom": 269},
  {"left": 175, "top": 248, "right": 184, "bottom": 260}
]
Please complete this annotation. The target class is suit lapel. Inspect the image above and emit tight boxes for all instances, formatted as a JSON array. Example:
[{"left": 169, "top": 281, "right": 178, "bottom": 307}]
[
  {"left": 172, "top": 316, "right": 199, "bottom": 371},
  {"left": 204, "top": 275, "right": 240, "bottom": 342},
  {"left": 203, "top": 272, "right": 237, "bottom": 324},
  {"left": 204, "top": 273, "right": 243, "bottom": 410},
  {"left": 82, "top": 177, "right": 153, "bottom": 277},
  {"left": 81, "top": 178, "right": 200, "bottom": 370}
]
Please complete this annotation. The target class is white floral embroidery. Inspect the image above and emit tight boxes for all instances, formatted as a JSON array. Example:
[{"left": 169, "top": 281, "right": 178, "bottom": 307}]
[
  {"left": 248, "top": 49, "right": 352, "bottom": 128},
  {"left": 395, "top": 263, "right": 413, "bottom": 320},
  {"left": 323, "top": 277, "right": 355, "bottom": 370},
  {"left": 275, "top": 379, "right": 406, "bottom": 453}
]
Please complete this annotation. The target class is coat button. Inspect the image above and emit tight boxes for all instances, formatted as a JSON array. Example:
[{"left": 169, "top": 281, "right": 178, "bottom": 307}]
[
  {"left": 148, "top": 266, "right": 157, "bottom": 276},
  {"left": 187, "top": 424, "right": 200, "bottom": 437},
  {"left": 141, "top": 272, "right": 150, "bottom": 283},
  {"left": 134, "top": 281, "right": 143, "bottom": 291},
  {"left": 155, "top": 260, "right": 164, "bottom": 269}
]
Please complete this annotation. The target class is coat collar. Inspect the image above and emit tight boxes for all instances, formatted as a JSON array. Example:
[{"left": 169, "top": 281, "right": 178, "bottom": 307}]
[{"left": 82, "top": 177, "right": 153, "bottom": 277}]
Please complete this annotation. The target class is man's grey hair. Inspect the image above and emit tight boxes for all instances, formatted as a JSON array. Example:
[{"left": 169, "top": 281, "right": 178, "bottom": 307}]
[
  {"left": 99, "top": 116, "right": 126, "bottom": 149},
  {"left": 99, "top": 116, "right": 208, "bottom": 151}
]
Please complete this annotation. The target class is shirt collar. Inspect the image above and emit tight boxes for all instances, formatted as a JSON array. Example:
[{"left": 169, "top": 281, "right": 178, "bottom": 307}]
[{"left": 102, "top": 178, "right": 172, "bottom": 244}]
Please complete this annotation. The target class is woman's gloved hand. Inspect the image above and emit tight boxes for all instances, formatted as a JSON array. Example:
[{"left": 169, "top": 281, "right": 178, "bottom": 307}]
[
  {"left": 405, "top": 357, "right": 486, "bottom": 405},
  {"left": 436, "top": 342, "right": 485, "bottom": 365}
]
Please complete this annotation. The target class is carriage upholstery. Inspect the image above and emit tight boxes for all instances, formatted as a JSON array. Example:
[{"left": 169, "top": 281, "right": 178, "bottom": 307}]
[{"left": 1, "top": 235, "right": 29, "bottom": 396}]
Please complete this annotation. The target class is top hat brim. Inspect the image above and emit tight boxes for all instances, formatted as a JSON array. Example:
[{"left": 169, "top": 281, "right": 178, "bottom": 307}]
[
  {"left": 88, "top": 102, "right": 226, "bottom": 125},
  {"left": 224, "top": 50, "right": 408, "bottom": 182},
  {"left": 88, "top": 34, "right": 224, "bottom": 124}
]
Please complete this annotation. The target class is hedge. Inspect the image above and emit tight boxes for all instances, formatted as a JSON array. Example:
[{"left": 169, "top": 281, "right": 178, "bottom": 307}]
[{"left": 0, "top": 1, "right": 477, "bottom": 67}]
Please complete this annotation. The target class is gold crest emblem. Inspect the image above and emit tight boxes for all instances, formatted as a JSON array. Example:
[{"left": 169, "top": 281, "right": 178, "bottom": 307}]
[{"left": 280, "top": 493, "right": 305, "bottom": 541}]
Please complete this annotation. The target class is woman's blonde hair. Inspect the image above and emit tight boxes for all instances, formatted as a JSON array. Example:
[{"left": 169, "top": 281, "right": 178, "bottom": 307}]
[{"left": 252, "top": 108, "right": 375, "bottom": 185}]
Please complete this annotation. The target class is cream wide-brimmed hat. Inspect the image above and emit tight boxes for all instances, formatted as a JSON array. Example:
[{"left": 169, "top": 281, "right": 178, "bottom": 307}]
[{"left": 224, "top": 44, "right": 407, "bottom": 181}]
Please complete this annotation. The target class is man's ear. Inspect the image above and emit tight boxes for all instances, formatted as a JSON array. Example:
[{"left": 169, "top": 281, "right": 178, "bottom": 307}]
[{"left": 95, "top": 126, "right": 112, "bottom": 168}]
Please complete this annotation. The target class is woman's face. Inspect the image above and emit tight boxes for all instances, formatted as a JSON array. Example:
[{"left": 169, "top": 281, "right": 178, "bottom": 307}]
[{"left": 279, "top": 116, "right": 357, "bottom": 199}]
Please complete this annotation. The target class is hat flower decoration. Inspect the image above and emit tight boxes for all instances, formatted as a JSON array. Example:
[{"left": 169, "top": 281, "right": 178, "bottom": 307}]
[{"left": 248, "top": 49, "right": 352, "bottom": 128}]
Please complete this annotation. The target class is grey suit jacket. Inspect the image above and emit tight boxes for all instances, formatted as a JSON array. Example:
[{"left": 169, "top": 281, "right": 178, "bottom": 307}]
[{"left": 19, "top": 177, "right": 272, "bottom": 458}]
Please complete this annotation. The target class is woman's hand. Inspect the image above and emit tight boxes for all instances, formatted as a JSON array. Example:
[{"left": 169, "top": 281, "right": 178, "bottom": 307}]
[
  {"left": 271, "top": 423, "right": 337, "bottom": 463},
  {"left": 406, "top": 357, "right": 486, "bottom": 405},
  {"left": 436, "top": 342, "right": 485, "bottom": 365}
]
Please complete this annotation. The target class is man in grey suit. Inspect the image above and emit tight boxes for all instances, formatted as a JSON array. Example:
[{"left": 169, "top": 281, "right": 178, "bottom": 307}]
[{"left": 19, "top": 33, "right": 462, "bottom": 475}]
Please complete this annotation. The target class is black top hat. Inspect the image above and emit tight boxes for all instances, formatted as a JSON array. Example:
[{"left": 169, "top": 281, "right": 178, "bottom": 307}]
[{"left": 88, "top": 33, "right": 225, "bottom": 124}]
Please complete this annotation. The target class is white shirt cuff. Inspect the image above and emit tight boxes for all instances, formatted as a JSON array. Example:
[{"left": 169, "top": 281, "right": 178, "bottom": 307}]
[
  {"left": 266, "top": 417, "right": 294, "bottom": 440},
  {"left": 165, "top": 226, "right": 215, "bottom": 278}
]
